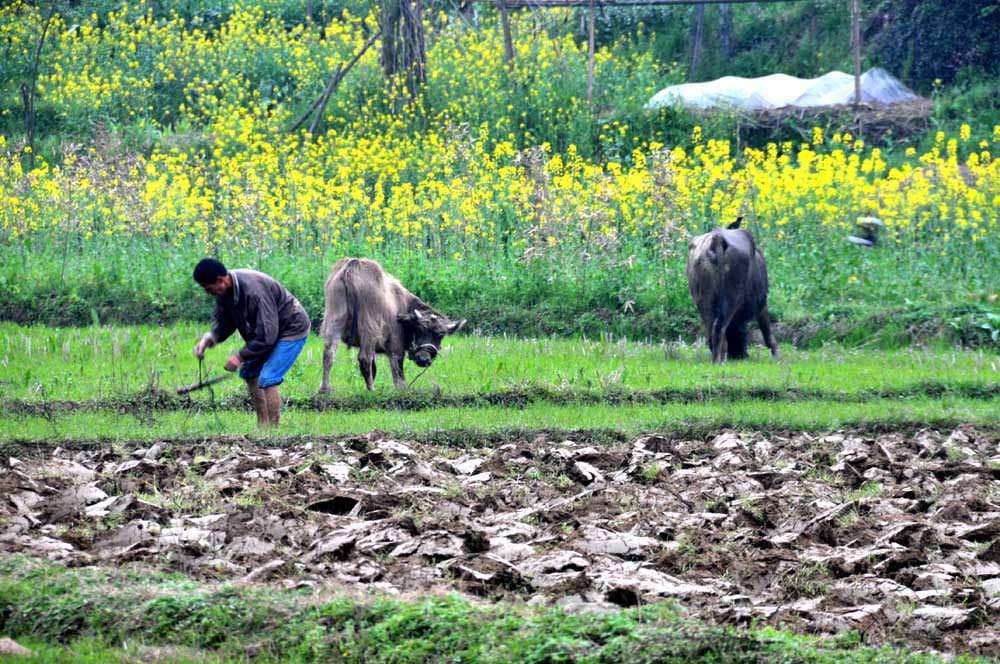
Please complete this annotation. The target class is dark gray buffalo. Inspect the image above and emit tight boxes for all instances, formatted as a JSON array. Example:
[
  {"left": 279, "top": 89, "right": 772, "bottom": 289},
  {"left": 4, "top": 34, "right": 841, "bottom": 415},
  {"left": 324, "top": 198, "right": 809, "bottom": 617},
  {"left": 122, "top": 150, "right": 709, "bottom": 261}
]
[
  {"left": 686, "top": 218, "right": 779, "bottom": 363},
  {"left": 319, "top": 258, "right": 466, "bottom": 391}
]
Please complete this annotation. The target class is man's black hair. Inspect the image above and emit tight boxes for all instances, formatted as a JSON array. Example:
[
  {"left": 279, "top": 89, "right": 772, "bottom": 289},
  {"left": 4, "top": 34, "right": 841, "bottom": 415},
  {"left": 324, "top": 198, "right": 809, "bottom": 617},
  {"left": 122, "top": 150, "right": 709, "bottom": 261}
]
[{"left": 193, "top": 258, "right": 228, "bottom": 284}]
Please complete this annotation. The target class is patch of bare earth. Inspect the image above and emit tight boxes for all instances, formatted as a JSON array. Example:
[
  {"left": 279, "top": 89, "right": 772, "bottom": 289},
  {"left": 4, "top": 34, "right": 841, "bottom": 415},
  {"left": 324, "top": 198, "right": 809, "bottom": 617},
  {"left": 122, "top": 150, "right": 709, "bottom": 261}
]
[{"left": 3, "top": 428, "right": 1000, "bottom": 656}]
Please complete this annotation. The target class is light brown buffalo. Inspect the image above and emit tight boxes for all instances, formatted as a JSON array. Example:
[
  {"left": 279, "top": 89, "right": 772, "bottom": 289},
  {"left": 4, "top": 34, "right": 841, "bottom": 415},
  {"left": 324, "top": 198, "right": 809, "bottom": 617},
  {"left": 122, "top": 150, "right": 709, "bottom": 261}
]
[
  {"left": 687, "top": 218, "right": 779, "bottom": 363},
  {"left": 319, "top": 258, "right": 465, "bottom": 391}
]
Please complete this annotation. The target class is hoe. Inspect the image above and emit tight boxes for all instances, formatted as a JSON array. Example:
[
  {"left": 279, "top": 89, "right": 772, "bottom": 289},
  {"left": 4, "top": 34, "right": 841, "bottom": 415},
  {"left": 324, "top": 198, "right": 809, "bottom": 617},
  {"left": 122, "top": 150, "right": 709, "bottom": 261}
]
[
  {"left": 175, "top": 374, "right": 232, "bottom": 395},
  {"left": 175, "top": 358, "right": 234, "bottom": 395}
]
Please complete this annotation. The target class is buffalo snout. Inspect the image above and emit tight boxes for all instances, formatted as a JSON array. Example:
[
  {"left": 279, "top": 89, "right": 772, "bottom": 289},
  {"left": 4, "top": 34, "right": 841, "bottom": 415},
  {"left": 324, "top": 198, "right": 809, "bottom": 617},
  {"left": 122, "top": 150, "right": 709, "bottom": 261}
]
[{"left": 412, "top": 349, "right": 435, "bottom": 367}]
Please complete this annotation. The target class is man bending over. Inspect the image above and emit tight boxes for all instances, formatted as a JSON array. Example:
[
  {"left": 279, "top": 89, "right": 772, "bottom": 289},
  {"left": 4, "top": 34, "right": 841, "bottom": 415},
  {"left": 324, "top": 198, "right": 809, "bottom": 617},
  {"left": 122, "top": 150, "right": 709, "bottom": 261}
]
[{"left": 192, "top": 258, "right": 311, "bottom": 427}]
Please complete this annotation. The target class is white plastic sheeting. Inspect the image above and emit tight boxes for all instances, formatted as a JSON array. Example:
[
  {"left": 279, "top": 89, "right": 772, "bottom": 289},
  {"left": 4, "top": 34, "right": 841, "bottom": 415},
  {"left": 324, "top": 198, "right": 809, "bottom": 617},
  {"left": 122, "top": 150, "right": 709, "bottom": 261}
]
[{"left": 646, "top": 67, "right": 922, "bottom": 111}]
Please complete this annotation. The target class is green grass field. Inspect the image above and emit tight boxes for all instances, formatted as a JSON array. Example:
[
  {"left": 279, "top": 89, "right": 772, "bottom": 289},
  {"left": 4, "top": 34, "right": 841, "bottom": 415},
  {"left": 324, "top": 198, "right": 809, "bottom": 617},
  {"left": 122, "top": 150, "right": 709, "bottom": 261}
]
[
  {"left": 2, "top": 322, "right": 997, "bottom": 402},
  {"left": 1, "top": 323, "right": 998, "bottom": 444}
]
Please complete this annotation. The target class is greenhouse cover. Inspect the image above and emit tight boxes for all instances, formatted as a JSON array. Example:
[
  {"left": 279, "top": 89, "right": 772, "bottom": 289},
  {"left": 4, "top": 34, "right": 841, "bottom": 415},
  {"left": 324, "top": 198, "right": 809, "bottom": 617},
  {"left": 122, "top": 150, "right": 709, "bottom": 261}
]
[{"left": 646, "top": 67, "right": 922, "bottom": 111}]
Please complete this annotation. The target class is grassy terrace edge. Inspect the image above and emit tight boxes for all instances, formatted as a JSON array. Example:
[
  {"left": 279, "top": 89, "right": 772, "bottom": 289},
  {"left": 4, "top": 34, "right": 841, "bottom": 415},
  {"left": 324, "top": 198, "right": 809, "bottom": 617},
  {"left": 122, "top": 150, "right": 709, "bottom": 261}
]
[
  {"left": 0, "top": 556, "right": 989, "bottom": 664},
  {"left": 3, "top": 399, "right": 1000, "bottom": 454},
  {"left": 5, "top": 380, "right": 1000, "bottom": 416}
]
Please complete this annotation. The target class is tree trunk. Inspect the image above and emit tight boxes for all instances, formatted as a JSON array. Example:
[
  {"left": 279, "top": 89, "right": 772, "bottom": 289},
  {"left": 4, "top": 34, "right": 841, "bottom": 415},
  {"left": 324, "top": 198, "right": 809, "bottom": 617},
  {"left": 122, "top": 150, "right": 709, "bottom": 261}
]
[
  {"left": 499, "top": 0, "right": 514, "bottom": 74},
  {"left": 719, "top": 3, "right": 733, "bottom": 58},
  {"left": 587, "top": 0, "right": 595, "bottom": 103},
  {"left": 380, "top": 0, "right": 426, "bottom": 106},
  {"left": 690, "top": 5, "right": 705, "bottom": 80},
  {"left": 23, "top": 1, "right": 58, "bottom": 170}
]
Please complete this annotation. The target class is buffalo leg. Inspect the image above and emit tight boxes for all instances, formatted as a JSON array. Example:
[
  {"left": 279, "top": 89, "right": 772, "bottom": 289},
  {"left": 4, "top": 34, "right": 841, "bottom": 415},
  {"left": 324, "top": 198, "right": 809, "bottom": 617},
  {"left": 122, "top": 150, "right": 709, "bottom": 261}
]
[
  {"left": 757, "top": 306, "right": 780, "bottom": 358},
  {"left": 358, "top": 346, "right": 376, "bottom": 390},
  {"left": 319, "top": 325, "right": 342, "bottom": 393},
  {"left": 710, "top": 318, "right": 727, "bottom": 363},
  {"left": 725, "top": 319, "right": 749, "bottom": 360},
  {"left": 710, "top": 298, "right": 737, "bottom": 363},
  {"left": 700, "top": 312, "right": 716, "bottom": 358},
  {"left": 389, "top": 354, "right": 407, "bottom": 390}
]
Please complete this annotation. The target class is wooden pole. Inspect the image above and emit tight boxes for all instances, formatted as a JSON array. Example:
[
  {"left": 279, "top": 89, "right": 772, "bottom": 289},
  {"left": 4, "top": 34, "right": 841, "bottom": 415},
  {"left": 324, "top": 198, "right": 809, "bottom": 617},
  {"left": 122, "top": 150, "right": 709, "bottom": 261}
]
[
  {"left": 288, "top": 29, "right": 381, "bottom": 134},
  {"left": 308, "top": 64, "right": 345, "bottom": 136},
  {"left": 587, "top": 0, "right": 596, "bottom": 103},
  {"left": 851, "top": 0, "right": 861, "bottom": 107},
  {"left": 499, "top": 0, "right": 515, "bottom": 74}
]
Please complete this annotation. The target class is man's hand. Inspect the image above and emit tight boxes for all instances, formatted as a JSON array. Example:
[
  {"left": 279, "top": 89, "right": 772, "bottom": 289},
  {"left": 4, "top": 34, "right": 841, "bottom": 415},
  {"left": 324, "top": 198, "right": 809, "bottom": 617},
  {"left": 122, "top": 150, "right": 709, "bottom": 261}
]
[
  {"left": 193, "top": 333, "right": 215, "bottom": 359},
  {"left": 224, "top": 354, "right": 243, "bottom": 372}
]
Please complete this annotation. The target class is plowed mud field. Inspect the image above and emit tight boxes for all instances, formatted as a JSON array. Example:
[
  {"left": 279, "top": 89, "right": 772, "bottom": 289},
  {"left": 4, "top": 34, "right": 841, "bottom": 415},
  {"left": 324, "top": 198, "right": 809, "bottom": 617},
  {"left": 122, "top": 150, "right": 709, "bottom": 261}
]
[{"left": 4, "top": 428, "right": 1000, "bottom": 656}]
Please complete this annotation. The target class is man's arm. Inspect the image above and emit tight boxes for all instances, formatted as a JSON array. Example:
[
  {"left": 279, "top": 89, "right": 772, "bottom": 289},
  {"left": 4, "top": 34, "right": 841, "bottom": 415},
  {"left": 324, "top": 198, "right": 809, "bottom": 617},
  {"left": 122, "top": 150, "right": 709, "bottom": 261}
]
[
  {"left": 238, "top": 296, "right": 280, "bottom": 364},
  {"left": 195, "top": 301, "right": 237, "bottom": 359},
  {"left": 194, "top": 332, "right": 214, "bottom": 358},
  {"left": 210, "top": 300, "right": 237, "bottom": 345}
]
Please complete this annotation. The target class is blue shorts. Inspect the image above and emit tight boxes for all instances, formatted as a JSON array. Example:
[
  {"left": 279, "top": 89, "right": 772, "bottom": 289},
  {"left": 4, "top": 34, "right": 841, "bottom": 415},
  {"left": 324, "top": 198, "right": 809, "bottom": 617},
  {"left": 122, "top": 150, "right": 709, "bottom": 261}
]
[{"left": 240, "top": 337, "right": 307, "bottom": 388}]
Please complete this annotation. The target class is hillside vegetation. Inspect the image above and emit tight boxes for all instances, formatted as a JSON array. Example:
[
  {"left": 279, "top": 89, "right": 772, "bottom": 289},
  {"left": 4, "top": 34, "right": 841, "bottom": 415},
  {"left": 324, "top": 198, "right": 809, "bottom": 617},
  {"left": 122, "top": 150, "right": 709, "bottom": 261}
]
[{"left": 1, "top": 0, "right": 999, "bottom": 345}]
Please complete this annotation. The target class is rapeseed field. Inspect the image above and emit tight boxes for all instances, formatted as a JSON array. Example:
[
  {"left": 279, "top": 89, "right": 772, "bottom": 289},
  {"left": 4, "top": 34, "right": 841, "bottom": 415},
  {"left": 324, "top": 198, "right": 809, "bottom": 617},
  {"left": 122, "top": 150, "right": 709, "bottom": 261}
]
[{"left": 1, "top": 1, "right": 998, "bottom": 341}]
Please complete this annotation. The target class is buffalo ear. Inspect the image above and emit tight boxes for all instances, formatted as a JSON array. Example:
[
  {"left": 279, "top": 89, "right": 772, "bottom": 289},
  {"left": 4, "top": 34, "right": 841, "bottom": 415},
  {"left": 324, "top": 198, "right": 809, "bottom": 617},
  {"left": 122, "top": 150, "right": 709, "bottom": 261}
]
[
  {"left": 446, "top": 319, "right": 466, "bottom": 335},
  {"left": 727, "top": 216, "right": 743, "bottom": 230}
]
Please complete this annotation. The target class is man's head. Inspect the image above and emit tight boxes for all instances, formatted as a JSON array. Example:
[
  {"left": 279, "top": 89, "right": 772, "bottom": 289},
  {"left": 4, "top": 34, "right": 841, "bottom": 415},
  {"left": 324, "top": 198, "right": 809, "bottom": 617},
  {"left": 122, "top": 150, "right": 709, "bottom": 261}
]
[{"left": 193, "top": 258, "right": 232, "bottom": 296}]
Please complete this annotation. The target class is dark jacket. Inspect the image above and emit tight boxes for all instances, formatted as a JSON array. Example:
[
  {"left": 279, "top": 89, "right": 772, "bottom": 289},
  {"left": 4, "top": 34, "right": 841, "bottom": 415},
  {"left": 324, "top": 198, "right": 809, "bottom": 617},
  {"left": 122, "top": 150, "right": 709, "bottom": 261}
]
[{"left": 210, "top": 269, "right": 311, "bottom": 364}]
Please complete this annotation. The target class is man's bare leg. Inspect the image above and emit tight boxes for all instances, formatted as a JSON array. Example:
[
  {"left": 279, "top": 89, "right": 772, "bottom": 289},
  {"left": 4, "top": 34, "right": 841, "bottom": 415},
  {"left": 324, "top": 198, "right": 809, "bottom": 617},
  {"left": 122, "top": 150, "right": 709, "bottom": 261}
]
[
  {"left": 246, "top": 377, "right": 270, "bottom": 427},
  {"left": 263, "top": 386, "right": 281, "bottom": 427}
]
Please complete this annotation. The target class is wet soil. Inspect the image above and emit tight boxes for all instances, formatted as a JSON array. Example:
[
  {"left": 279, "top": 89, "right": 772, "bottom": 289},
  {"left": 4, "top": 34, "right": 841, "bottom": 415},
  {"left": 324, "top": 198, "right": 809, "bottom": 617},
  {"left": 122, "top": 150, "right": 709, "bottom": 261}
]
[{"left": 3, "top": 428, "right": 1000, "bottom": 656}]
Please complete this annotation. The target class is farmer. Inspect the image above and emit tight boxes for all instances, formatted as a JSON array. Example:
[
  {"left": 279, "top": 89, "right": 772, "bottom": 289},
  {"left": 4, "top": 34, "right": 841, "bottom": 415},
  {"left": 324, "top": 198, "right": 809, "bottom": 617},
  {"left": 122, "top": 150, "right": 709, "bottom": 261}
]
[{"left": 192, "top": 258, "right": 311, "bottom": 428}]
